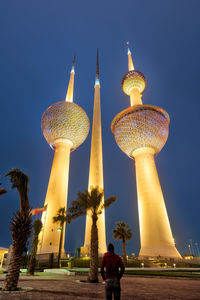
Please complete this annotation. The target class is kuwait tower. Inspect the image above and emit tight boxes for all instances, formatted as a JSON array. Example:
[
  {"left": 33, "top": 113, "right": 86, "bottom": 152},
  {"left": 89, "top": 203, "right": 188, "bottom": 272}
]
[
  {"left": 38, "top": 58, "right": 90, "bottom": 254},
  {"left": 81, "top": 50, "right": 107, "bottom": 256},
  {"left": 111, "top": 43, "right": 181, "bottom": 258}
]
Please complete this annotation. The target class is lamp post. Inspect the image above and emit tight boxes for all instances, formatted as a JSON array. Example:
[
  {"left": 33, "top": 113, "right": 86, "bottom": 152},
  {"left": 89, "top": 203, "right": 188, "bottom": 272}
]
[
  {"left": 57, "top": 227, "right": 63, "bottom": 268},
  {"left": 195, "top": 242, "right": 200, "bottom": 257},
  {"left": 188, "top": 244, "right": 192, "bottom": 255},
  {"left": 189, "top": 239, "right": 195, "bottom": 256}
]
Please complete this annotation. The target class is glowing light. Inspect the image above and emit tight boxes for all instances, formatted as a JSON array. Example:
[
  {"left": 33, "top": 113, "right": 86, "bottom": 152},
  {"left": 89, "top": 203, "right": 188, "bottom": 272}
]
[{"left": 95, "top": 78, "right": 100, "bottom": 85}]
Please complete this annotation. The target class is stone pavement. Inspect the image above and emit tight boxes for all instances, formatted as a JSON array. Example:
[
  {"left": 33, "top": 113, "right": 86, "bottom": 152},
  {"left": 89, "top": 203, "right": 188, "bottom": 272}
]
[{"left": 0, "top": 275, "right": 200, "bottom": 299}]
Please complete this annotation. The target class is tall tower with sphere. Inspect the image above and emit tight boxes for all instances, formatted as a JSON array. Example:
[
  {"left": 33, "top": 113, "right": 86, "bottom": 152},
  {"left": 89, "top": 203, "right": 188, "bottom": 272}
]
[
  {"left": 81, "top": 50, "right": 107, "bottom": 256},
  {"left": 111, "top": 43, "right": 181, "bottom": 258},
  {"left": 38, "top": 58, "right": 90, "bottom": 254}
]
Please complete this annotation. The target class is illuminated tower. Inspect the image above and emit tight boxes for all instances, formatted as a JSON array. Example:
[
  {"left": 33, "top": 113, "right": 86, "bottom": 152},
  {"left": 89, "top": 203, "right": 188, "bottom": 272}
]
[
  {"left": 111, "top": 43, "right": 181, "bottom": 258},
  {"left": 38, "top": 58, "right": 90, "bottom": 254},
  {"left": 81, "top": 50, "right": 107, "bottom": 256}
]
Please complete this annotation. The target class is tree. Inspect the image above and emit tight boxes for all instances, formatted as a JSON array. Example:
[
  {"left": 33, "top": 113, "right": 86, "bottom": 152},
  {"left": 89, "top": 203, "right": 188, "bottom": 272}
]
[
  {"left": 53, "top": 207, "right": 70, "bottom": 268},
  {"left": 0, "top": 176, "right": 7, "bottom": 196},
  {"left": 67, "top": 187, "right": 116, "bottom": 283},
  {"left": 27, "top": 219, "right": 43, "bottom": 275},
  {"left": 113, "top": 221, "right": 132, "bottom": 265},
  {"left": 3, "top": 168, "right": 32, "bottom": 291},
  {"left": 0, "top": 186, "right": 7, "bottom": 196}
]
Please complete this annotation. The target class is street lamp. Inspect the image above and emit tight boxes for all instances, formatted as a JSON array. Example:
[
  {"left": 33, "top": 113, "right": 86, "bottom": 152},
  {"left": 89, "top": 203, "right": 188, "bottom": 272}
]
[{"left": 194, "top": 243, "right": 200, "bottom": 257}]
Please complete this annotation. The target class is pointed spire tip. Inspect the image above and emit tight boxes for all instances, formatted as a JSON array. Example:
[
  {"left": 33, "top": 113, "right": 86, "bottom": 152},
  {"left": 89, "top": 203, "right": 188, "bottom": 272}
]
[
  {"left": 96, "top": 48, "right": 99, "bottom": 80},
  {"left": 95, "top": 48, "right": 100, "bottom": 85},
  {"left": 126, "top": 41, "right": 131, "bottom": 54},
  {"left": 71, "top": 55, "right": 76, "bottom": 72}
]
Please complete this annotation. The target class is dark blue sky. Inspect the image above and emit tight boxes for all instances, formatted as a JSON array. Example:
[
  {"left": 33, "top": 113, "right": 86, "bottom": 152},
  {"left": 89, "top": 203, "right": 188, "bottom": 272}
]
[{"left": 0, "top": 0, "right": 200, "bottom": 256}]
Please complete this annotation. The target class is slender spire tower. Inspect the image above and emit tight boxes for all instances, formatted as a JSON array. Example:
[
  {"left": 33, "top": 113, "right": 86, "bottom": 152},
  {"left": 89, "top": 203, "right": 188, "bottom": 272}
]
[
  {"left": 111, "top": 43, "right": 181, "bottom": 258},
  {"left": 81, "top": 50, "right": 107, "bottom": 256},
  {"left": 38, "top": 58, "right": 90, "bottom": 254}
]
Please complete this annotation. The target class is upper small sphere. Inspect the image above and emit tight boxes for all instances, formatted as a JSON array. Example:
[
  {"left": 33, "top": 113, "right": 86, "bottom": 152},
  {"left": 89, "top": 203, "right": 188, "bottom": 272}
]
[
  {"left": 42, "top": 101, "right": 90, "bottom": 151},
  {"left": 111, "top": 105, "right": 169, "bottom": 158},
  {"left": 121, "top": 70, "right": 146, "bottom": 95}
]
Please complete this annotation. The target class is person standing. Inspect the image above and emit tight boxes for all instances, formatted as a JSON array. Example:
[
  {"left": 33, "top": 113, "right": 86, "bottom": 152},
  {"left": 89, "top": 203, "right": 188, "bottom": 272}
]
[{"left": 100, "top": 243, "right": 125, "bottom": 300}]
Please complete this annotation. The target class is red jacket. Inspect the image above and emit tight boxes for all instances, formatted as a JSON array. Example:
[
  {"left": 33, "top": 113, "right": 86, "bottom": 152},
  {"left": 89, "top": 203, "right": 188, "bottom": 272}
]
[{"left": 100, "top": 251, "right": 125, "bottom": 280}]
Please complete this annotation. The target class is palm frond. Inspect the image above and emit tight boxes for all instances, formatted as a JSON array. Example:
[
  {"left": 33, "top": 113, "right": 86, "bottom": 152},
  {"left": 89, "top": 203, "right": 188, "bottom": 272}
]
[
  {"left": 5, "top": 168, "right": 30, "bottom": 212},
  {"left": 0, "top": 187, "right": 7, "bottom": 196},
  {"left": 113, "top": 221, "right": 133, "bottom": 241},
  {"left": 52, "top": 207, "right": 70, "bottom": 226}
]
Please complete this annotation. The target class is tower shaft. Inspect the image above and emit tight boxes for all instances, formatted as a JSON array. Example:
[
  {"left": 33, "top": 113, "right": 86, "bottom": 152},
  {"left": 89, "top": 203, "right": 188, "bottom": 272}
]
[
  {"left": 38, "top": 58, "right": 77, "bottom": 255},
  {"left": 127, "top": 43, "right": 134, "bottom": 71},
  {"left": 130, "top": 88, "right": 142, "bottom": 106},
  {"left": 111, "top": 43, "right": 181, "bottom": 259},
  {"left": 65, "top": 70, "right": 75, "bottom": 102},
  {"left": 38, "top": 141, "right": 72, "bottom": 254},
  {"left": 83, "top": 79, "right": 107, "bottom": 256},
  {"left": 134, "top": 148, "right": 181, "bottom": 258}
]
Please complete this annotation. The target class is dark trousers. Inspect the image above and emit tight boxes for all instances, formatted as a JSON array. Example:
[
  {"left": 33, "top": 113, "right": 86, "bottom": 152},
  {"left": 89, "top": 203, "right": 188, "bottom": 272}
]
[{"left": 105, "top": 278, "right": 121, "bottom": 300}]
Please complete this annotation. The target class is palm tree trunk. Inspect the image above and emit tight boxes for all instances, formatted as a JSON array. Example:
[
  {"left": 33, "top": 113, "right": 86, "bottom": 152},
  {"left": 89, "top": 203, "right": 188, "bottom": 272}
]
[
  {"left": 88, "top": 214, "right": 99, "bottom": 283},
  {"left": 27, "top": 237, "right": 38, "bottom": 275},
  {"left": 122, "top": 238, "right": 127, "bottom": 265},
  {"left": 3, "top": 210, "right": 31, "bottom": 291},
  {"left": 57, "top": 223, "right": 64, "bottom": 268},
  {"left": 3, "top": 169, "right": 31, "bottom": 291},
  {"left": 3, "top": 248, "right": 22, "bottom": 291}
]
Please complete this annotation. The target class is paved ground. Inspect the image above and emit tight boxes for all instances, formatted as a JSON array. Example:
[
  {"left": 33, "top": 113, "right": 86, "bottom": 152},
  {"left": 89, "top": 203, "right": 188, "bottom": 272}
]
[
  {"left": 0, "top": 276, "right": 200, "bottom": 300},
  {"left": 0, "top": 275, "right": 200, "bottom": 300}
]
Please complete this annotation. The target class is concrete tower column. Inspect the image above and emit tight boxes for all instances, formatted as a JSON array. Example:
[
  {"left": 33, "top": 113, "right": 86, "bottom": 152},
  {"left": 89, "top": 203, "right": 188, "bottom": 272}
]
[
  {"left": 130, "top": 88, "right": 142, "bottom": 106},
  {"left": 38, "top": 57, "right": 90, "bottom": 255},
  {"left": 133, "top": 148, "right": 180, "bottom": 258},
  {"left": 111, "top": 43, "right": 181, "bottom": 259},
  {"left": 82, "top": 50, "right": 107, "bottom": 256},
  {"left": 39, "top": 140, "right": 72, "bottom": 254}
]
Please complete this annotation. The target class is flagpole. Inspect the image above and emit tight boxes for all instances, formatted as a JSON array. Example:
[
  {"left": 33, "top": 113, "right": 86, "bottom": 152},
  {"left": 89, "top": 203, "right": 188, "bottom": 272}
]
[{"left": 38, "top": 204, "right": 48, "bottom": 269}]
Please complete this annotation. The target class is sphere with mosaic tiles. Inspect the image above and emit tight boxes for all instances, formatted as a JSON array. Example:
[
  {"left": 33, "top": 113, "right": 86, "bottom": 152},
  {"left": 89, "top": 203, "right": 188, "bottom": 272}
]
[
  {"left": 111, "top": 105, "right": 169, "bottom": 159},
  {"left": 42, "top": 101, "right": 90, "bottom": 151},
  {"left": 121, "top": 70, "right": 146, "bottom": 95}
]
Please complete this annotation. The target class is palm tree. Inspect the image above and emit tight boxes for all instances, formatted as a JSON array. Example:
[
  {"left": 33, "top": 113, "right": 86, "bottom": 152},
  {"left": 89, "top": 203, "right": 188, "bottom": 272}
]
[
  {"left": 67, "top": 187, "right": 116, "bottom": 283},
  {"left": 0, "top": 188, "right": 7, "bottom": 196},
  {"left": 53, "top": 207, "right": 70, "bottom": 268},
  {"left": 3, "top": 168, "right": 32, "bottom": 291},
  {"left": 113, "top": 221, "right": 132, "bottom": 265},
  {"left": 0, "top": 176, "right": 7, "bottom": 196},
  {"left": 0, "top": 186, "right": 7, "bottom": 196},
  {"left": 27, "top": 219, "right": 42, "bottom": 275}
]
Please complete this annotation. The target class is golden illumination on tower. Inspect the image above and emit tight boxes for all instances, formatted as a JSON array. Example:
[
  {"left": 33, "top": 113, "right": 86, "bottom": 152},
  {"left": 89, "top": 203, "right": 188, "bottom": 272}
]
[
  {"left": 81, "top": 50, "right": 107, "bottom": 256},
  {"left": 111, "top": 43, "right": 181, "bottom": 259},
  {"left": 38, "top": 58, "right": 90, "bottom": 255}
]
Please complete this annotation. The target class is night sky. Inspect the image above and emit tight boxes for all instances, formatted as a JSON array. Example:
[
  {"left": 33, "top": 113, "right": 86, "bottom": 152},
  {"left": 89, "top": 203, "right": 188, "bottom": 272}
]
[{"left": 0, "top": 0, "right": 200, "bottom": 257}]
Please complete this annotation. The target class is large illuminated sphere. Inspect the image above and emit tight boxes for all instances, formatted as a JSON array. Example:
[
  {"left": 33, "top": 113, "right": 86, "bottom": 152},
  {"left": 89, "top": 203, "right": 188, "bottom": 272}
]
[
  {"left": 121, "top": 70, "right": 146, "bottom": 95},
  {"left": 111, "top": 105, "right": 169, "bottom": 158},
  {"left": 42, "top": 101, "right": 90, "bottom": 151}
]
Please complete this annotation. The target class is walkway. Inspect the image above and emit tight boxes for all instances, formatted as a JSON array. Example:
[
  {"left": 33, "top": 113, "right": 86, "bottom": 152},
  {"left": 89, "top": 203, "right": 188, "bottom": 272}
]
[{"left": 0, "top": 274, "right": 200, "bottom": 299}]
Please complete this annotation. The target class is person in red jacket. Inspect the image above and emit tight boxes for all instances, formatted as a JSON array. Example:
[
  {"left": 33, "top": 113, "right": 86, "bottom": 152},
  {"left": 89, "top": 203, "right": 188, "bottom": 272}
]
[{"left": 100, "top": 243, "right": 125, "bottom": 300}]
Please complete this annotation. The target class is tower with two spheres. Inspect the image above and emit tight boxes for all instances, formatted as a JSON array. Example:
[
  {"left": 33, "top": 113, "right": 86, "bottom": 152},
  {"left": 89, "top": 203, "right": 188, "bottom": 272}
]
[{"left": 111, "top": 43, "right": 181, "bottom": 258}]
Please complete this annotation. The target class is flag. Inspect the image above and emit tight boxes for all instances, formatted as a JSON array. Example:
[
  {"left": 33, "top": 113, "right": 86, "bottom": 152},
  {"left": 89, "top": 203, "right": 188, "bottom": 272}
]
[{"left": 31, "top": 205, "right": 47, "bottom": 216}]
